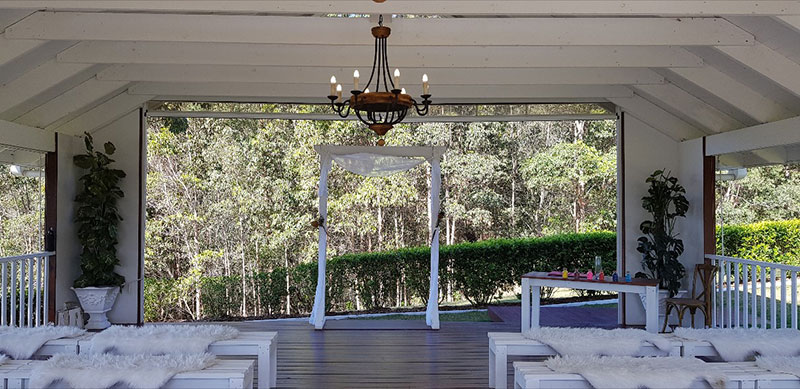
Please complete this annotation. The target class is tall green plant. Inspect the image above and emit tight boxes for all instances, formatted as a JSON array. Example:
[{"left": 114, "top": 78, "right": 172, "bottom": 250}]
[
  {"left": 636, "top": 170, "right": 688, "bottom": 297},
  {"left": 73, "top": 133, "right": 126, "bottom": 288}
]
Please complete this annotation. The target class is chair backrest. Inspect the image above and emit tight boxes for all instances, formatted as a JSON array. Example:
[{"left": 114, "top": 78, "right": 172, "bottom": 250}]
[{"left": 692, "top": 260, "right": 718, "bottom": 302}]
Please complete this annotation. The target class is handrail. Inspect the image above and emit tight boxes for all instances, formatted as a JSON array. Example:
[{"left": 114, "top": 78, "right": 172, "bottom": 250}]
[
  {"left": 0, "top": 251, "right": 55, "bottom": 263},
  {"left": 708, "top": 254, "right": 800, "bottom": 272}
]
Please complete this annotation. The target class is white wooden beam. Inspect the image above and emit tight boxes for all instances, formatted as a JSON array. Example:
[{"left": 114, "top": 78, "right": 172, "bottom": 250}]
[
  {"left": 633, "top": 84, "right": 743, "bottom": 133},
  {"left": 776, "top": 16, "right": 800, "bottom": 33},
  {"left": 0, "top": 40, "right": 77, "bottom": 86},
  {"left": 97, "top": 65, "right": 665, "bottom": 86},
  {"left": 127, "top": 82, "right": 634, "bottom": 101},
  {"left": 0, "top": 59, "right": 93, "bottom": 113},
  {"left": 6, "top": 12, "right": 755, "bottom": 46},
  {"left": 608, "top": 95, "right": 704, "bottom": 141},
  {"left": 706, "top": 115, "right": 800, "bottom": 156},
  {"left": 668, "top": 66, "right": 795, "bottom": 123},
  {"left": 0, "top": 34, "right": 44, "bottom": 66},
  {"left": 14, "top": 78, "right": 128, "bottom": 128},
  {"left": 0, "top": 119, "right": 54, "bottom": 152},
  {"left": 58, "top": 42, "right": 705, "bottom": 68},
  {"left": 0, "top": 147, "right": 45, "bottom": 167},
  {"left": 54, "top": 91, "right": 152, "bottom": 135},
  {"left": 1, "top": 1, "right": 799, "bottom": 16},
  {"left": 0, "top": 9, "right": 33, "bottom": 30},
  {"left": 716, "top": 42, "right": 800, "bottom": 97}
]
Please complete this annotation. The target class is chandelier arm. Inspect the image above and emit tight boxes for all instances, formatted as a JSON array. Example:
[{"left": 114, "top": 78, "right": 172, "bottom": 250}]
[
  {"left": 383, "top": 38, "right": 396, "bottom": 91},
  {"left": 364, "top": 36, "right": 379, "bottom": 92}
]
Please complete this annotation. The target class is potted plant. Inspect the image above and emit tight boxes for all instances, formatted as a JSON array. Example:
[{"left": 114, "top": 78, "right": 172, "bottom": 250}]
[
  {"left": 635, "top": 170, "right": 688, "bottom": 318},
  {"left": 71, "top": 133, "right": 126, "bottom": 330}
]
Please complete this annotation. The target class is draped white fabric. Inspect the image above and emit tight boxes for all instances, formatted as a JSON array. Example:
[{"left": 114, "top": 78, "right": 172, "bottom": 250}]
[
  {"left": 312, "top": 145, "right": 446, "bottom": 330},
  {"left": 332, "top": 153, "right": 425, "bottom": 177},
  {"left": 426, "top": 158, "right": 442, "bottom": 329},
  {"left": 309, "top": 154, "right": 332, "bottom": 329}
]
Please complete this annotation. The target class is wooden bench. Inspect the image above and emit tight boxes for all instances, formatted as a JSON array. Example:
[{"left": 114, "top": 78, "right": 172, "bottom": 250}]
[
  {"left": 2, "top": 359, "right": 255, "bottom": 389},
  {"left": 513, "top": 361, "right": 759, "bottom": 389},
  {"left": 488, "top": 332, "right": 682, "bottom": 389},
  {"left": 33, "top": 334, "right": 91, "bottom": 357}
]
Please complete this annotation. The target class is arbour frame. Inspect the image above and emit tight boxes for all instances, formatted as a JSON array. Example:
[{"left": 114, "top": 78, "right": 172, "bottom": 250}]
[{"left": 310, "top": 145, "right": 447, "bottom": 329}]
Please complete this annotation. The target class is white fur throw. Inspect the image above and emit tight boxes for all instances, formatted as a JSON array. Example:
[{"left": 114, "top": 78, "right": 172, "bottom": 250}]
[
  {"left": 87, "top": 324, "right": 239, "bottom": 355},
  {"left": 30, "top": 352, "right": 216, "bottom": 389},
  {"left": 0, "top": 354, "right": 7, "bottom": 365},
  {"left": 523, "top": 327, "right": 673, "bottom": 356},
  {"left": 545, "top": 355, "right": 728, "bottom": 389},
  {"left": 674, "top": 328, "right": 800, "bottom": 362},
  {"left": 757, "top": 355, "right": 800, "bottom": 377},
  {"left": 0, "top": 325, "right": 86, "bottom": 359}
]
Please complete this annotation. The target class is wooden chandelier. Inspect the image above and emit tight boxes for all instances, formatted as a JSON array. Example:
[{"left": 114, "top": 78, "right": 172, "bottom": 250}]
[{"left": 327, "top": 15, "right": 432, "bottom": 146}]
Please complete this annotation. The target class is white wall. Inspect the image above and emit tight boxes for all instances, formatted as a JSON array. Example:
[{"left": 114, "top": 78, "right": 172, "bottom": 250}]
[
  {"left": 56, "top": 110, "right": 144, "bottom": 325},
  {"left": 620, "top": 113, "right": 706, "bottom": 326}
]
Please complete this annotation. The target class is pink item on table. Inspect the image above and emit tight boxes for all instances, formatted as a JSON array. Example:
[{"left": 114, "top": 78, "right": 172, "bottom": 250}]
[{"left": 586, "top": 270, "right": 594, "bottom": 280}]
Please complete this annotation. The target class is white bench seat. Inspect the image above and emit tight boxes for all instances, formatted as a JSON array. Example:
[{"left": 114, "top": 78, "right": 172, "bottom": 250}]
[
  {"left": 39, "top": 330, "right": 277, "bottom": 388},
  {"left": 489, "top": 332, "right": 682, "bottom": 388},
  {"left": 513, "top": 361, "right": 760, "bottom": 389},
  {"left": 1, "top": 359, "right": 254, "bottom": 389}
]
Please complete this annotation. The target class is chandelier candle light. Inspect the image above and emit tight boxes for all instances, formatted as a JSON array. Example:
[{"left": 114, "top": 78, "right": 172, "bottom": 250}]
[{"left": 327, "top": 15, "right": 432, "bottom": 146}]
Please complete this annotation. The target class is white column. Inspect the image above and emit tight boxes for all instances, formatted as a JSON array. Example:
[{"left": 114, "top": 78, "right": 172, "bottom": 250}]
[
  {"left": 309, "top": 154, "right": 332, "bottom": 329},
  {"left": 426, "top": 157, "right": 441, "bottom": 329}
]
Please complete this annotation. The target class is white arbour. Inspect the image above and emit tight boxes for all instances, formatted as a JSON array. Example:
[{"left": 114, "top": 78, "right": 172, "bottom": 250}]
[{"left": 309, "top": 145, "right": 447, "bottom": 330}]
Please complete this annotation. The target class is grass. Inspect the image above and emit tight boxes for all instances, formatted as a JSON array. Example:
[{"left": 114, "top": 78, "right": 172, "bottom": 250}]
[{"left": 353, "top": 310, "right": 492, "bottom": 322}]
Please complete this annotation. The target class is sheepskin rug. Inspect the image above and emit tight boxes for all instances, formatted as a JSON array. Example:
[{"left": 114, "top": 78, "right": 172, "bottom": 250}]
[
  {"left": 674, "top": 328, "right": 800, "bottom": 362},
  {"left": 545, "top": 355, "right": 728, "bottom": 389},
  {"left": 30, "top": 352, "right": 216, "bottom": 389},
  {"left": 756, "top": 355, "right": 800, "bottom": 378},
  {"left": 523, "top": 327, "right": 673, "bottom": 356},
  {"left": 0, "top": 354, "right": 7, "bottom": 365},
  {"left": 0, "top": 325, "right": 85, "bottom": 359},
  {"left": 87, "top": 324, "right": 238, "bottom": 355}
]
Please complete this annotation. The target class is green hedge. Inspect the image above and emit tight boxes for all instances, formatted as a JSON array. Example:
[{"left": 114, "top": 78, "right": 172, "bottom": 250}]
[
  {"left": 146, "top": 231, "right": 617, "bottom": 320},
  {"left": 717, "top": 219, "right": 800, "bottom": 267}
]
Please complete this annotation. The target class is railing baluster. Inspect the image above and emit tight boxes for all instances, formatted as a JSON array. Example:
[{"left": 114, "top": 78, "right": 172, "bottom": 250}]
[
  {"left": 726, "top": 260, "right": 732, "bottom": 327},
  {"left": 792, "top": 271, "right": 798, "bottom": 330},
  {"left": 761, "top": 266, "right": 767, "bottom": 329},
  {"left": 743, "top": 264, "right": 749, "bottom": 328},
  {"left": 43, "top": 255, "right": 50, "bottom": 325},
  {"left": 18, "top": 259, "right": 25, "bottom": 327},
  {"left": 781, "top": 268, "right": 787, "bottom": 329},
  {"left": 27, "top": 257, "right": 33, "bottom": 327},
  {"left": 771, "top": 267, "right": 777, "bottom": 329},
  {"left": 10, "top": 261, "right": 17, "bottom": 327},
  {"left": 734, "top": 262, "right": 740, "bottom": 328},
  {"left": 752, "top": 265, "right": 757, "bottom": 327},
  {"left": 36, "top": 256, "right": 42, "bottom": 326},
  {"left": 1, "top": 263, "right": 6, "bottom": 326},
  {"left": 714, "top": 258, "right": 720, "bottom": 327}
]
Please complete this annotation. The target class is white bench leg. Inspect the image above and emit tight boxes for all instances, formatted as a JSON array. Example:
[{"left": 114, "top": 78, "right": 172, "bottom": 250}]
[
  {"left": 270, "top": 339, "right": 277, "bottom": 388},
  {"left": 230, "top": 376, "right": 246, "bottom": 389},
  {"left": 258, "top": 343, "right": 273, "bottom": 388},
  {"left": 495, "top": 345, "right": 508, "bottom": 389},
  {"left": 489, "top": 346, "right": 496, "bottom": 388}
]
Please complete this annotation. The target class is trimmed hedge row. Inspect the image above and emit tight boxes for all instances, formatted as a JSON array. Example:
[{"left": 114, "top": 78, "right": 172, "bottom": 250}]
[
  {"left": 717, "top": 219, "right": 800, "bottom": 267},
  {"left": 146, "top": 232, "right": 616, "bottom": 320}
]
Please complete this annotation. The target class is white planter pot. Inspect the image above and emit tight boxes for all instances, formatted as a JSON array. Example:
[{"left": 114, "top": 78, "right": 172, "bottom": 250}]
[{"left": 72, "top": 286, "right": 119, "bottom": 330}]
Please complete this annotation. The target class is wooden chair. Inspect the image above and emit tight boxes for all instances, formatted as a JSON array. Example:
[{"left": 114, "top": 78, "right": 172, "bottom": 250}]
[{"left": 662, "top": 260, "right": 718, "bottom": 332}]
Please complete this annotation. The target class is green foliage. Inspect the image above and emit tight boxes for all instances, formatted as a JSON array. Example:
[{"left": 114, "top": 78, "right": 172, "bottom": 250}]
[
  {"left": 717, "top": 219, "right": 800, "bottom": 267},
  {"left": 636, "top": 170, "right": 688, "bottom": 297},
  {"left": 73, "top": 133, "right": 126, "bottom": 288}
]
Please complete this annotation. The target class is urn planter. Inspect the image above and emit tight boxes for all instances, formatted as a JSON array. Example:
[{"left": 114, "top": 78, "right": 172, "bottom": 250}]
[{"left": 72, "top": 286, "right": 119, "bottom": 330}]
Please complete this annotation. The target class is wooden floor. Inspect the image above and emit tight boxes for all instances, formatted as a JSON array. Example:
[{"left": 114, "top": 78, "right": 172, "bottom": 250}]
[{"left": 213, "top": 305, "right": 617, "bottom": 388}]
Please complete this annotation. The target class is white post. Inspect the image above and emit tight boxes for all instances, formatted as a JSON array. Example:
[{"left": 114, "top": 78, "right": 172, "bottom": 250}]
[
  {"left": 309, "top": 154, "right": 332, "bottom": 330},
  {"left": 426, "top": 157, "right": 442, "bottom": 330}
]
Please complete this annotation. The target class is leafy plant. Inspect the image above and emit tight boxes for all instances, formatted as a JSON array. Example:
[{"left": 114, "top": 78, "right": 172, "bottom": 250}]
[
  {"left": 636, "top": 170, "right": 688, "bottom": 297},
  {"left": 73, "top": 133, "right": 126, "bottom": 288}
]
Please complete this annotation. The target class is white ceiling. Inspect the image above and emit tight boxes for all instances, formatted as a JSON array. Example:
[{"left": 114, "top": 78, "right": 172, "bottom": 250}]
[{"left": 0, "top": 1, "right": 799, "bottom": 163}]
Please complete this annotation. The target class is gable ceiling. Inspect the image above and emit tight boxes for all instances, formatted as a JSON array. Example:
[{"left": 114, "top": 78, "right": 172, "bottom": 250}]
[{"left": 0, "top": 1, "right": 798, "bottom": 152}]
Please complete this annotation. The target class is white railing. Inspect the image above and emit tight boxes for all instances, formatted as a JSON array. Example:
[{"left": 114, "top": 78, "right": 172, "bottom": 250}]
[
  {"left": 0, "top": 251, "right": 54, "bottom": 327},
  {"left": 709, "top": 255, "right": 800, "bottom": 330}
]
